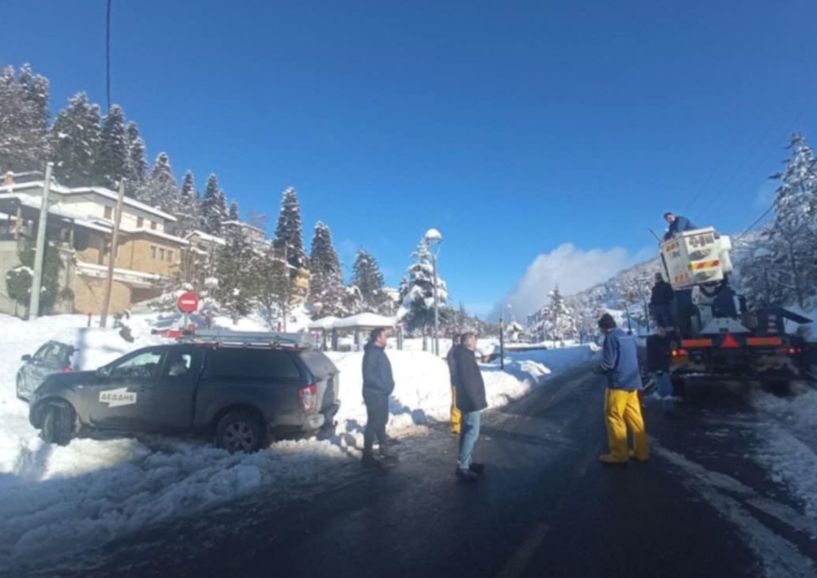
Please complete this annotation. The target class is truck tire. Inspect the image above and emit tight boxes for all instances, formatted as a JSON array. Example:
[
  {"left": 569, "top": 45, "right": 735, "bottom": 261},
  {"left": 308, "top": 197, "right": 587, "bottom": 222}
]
[
  {"left": 41, "top": 402, "right": 75, "bottom": 446},
  {"left": 215, "top": 410, "right": 266, "bottom": 453}
]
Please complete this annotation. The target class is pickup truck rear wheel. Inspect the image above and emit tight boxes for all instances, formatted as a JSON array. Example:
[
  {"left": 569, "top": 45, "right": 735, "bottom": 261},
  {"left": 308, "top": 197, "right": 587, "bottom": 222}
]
[
  {"left": 215, "top": 410, "right": 266, "bottom": 453},
  {"left": 41, "top": 402, "right": 75, "bottom": 446}
]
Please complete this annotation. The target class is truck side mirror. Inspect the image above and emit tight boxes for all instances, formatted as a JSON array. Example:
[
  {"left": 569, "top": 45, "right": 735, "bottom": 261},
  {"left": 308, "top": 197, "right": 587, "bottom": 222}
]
[{"left": 21, "top": 354, "right": 31, "bottom": 362}]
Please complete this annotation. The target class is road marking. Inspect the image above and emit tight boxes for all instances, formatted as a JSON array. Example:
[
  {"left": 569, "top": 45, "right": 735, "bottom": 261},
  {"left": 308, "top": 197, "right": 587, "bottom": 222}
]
[{"left": 495, "top": 522, "right": 549, "bottom": 578}]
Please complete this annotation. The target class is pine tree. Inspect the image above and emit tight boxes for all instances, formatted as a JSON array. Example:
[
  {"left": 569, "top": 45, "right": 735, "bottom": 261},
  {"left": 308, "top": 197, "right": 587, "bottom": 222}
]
[
  {"left": 399, "top": 237, "right": 448, "bottom": 334},
  {"left": 97, "top": 105, "right": 129, "bottom": 189},
  {"left": 18, "top": 63, "right": 49, "bottom": 135},
  {"left": 215, "top": 226, "right": 258, "bottom": 323},
  {"left": 176, "top": 170, "right": 201, "bottom": 234},
  {"left": 49, "top": 92, "right": 101, "bottom": 186},
  {"left": 140, "top": 152, "right": 179, "bottom": 215},
  {"left": 255, "top": 247, "right": 293, "bottom": 329},
  {"left": 351, "top": 248, "right": 389, "bottom": 314},
  {"left": 766, "top": 133, "right": 817, "bottom": 307},
  {"left": 229, "top": 201, "right": 240, "bottom": 221},
  {"left": 540, "top": 286, "right": 577, "bottom": 343},
  {"left": 274, "top": 187, "right": 308, "bottom": 271},
  {"left": 0, "top": 64, "right": 50, "bottom": 173},
  {"left": 308, "top": 222, "right": 345, "bottom": 317},
  {"left": 125, "top": 122, "right": 147, "bottom": 193},
  {"left": 201, "top": 174, "right": 228, "bottom": 235}
]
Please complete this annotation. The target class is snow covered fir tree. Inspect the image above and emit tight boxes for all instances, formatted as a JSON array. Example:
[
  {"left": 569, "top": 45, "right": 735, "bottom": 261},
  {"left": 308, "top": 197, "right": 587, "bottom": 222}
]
[
  {"left": 399, "top": 236, "right": 449, "bottom": 338},
  {"left": 351, "top": 248, "right": 392, "bottom": 315},
  {"left": 734, "top": 134, "right": 817, "bottom": 309},
  {"left": 307, "top": 222, "right": 345, "bottom": 317},
  {"left": 274, "top": 187, "right": 308, "bottom": 272}
]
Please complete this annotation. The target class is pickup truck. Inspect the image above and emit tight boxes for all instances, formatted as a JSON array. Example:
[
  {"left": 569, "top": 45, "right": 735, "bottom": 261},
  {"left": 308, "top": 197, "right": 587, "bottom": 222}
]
[{"left": 28, "top": 340, "right": 340, "bottom": 452}]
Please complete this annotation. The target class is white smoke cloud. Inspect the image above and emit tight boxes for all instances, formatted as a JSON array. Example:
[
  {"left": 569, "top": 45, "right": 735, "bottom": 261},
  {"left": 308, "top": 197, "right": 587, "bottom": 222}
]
[{"left": 491, "top": 243, "right": 637, "bottom": 321}]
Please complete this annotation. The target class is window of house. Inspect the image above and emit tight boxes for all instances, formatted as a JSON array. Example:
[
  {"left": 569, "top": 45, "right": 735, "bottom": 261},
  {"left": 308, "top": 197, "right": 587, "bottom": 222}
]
[
  {"left": 104, "top": 206, "right": 113, "bottom": 219},
  {"left": 159, "top": 248, "right": 166, "bottom": 260},
  {"left": 167, "top": 250, "right": 173, "bottom": 262},
  {"left": 151, "top": 221, "right": 157, "bottom": 230},
  {"left": 150, "top": 246, "right": 157, "bottom": 259},
  {"left": 137, "top": 216, "right": 144, "bottom": 228}
]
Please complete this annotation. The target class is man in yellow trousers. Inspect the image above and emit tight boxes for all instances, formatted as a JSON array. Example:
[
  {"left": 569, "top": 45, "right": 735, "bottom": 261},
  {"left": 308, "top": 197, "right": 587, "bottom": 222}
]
[
  {"left": 446, "top": 334, "right": 462, "bottom": 434},
  {"left": 596, "top": 313, "right": 648, "bottom": 464}
]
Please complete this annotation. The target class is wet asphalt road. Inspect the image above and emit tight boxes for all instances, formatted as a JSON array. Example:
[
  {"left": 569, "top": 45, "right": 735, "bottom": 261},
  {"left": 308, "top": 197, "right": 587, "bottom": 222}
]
[{"left": 36, "top": 365, "right": 817, "bottom": 578}]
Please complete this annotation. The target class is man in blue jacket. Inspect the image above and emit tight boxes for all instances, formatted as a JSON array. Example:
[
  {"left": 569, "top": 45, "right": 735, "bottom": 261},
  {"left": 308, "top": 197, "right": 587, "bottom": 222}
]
[
  {"left": 596, "top": 313, "right": 649, "bottom": 464},
  {"left": 663, "top": 212, "right": 697, "bottom": 240},
  {"left": 362, "top": 327, "right": 396, "bottom": 467}
]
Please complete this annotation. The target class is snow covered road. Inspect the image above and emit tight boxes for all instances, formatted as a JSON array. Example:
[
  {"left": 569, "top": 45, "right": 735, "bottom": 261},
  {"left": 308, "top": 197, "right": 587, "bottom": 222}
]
[{"left": 0, "top": 314, "right": 594, "bottom": 575}]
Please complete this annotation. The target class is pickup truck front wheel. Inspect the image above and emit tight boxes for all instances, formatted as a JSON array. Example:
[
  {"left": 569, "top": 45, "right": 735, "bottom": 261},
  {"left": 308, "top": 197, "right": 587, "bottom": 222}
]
[
  {"left": 41, "top": 402, "right": 75, "bottom": 446},
  {"left": 215, "top": 410, "right": 266, "bottom": 453}
]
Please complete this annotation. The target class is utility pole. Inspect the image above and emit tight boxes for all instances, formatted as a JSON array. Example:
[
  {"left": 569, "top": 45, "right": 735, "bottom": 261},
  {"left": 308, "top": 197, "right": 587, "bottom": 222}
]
[
  {"left": 499, "top": 316, "right": 505, "bottom": 370},
  {"left": 431, "top": 250, "right": 440, "bottom": 356},
  {"left": 100, "top": 179, "right": 125, "bottom": 328},
  {"left": 29, "top": 162, "right": 53, "bottom": 320}
]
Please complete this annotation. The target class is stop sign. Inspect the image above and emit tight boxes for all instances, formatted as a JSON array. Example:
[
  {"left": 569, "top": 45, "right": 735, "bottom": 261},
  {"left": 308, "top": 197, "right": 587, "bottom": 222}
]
[{"left": 177, "top": 291, "right": 200, "bottom": 313}]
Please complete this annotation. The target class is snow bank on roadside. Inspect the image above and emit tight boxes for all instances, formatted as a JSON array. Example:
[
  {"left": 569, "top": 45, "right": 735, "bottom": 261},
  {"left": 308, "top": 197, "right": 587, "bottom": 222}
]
[
  {"left": 751, "top": 386, "right": 817, "bottom": 519},
  {"left": 0, "top": 316, "right": 593, "bottom": 572}
]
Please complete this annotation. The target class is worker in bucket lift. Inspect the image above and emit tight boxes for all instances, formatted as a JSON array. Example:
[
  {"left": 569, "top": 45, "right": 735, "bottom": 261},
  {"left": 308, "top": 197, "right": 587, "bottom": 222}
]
[
  {"left": 595, "top": 313, "right": 649, "bottom": 464},
  {"left": 663, "top": 212, "right": 697, "bottom": 240}
]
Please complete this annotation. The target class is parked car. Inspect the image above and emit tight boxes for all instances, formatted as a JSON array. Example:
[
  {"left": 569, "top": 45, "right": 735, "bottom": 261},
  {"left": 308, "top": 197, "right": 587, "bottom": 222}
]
[
  {"left": 16, "top": 341, "right": 76, "bottom": 402},
  {"left": 28, "top": 338, "right": 341, "bottom": 452}
]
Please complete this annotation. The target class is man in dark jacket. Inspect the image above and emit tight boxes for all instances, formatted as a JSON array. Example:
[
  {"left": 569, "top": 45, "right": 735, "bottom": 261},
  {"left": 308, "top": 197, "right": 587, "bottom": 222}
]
[
  {"left": 663, "top": 212, "right": 697, "bottom": 240},
  {"left": 646, "top": 326, "right": 674, "bottom": 415},
  {"left": 453, "top": 332, "right": 487, "bottom": 482},
  {"left": 446, "top": 334, "right": 463, "bottom": 435},
  {"left": 362, "top": 327, "right": 396, "bottom": 467},
  {"left": 597, "top": 313, "right": 649, "bottom": 463},
  {"left": 650, "top": 272, "right": 675, "bottom": 330}
]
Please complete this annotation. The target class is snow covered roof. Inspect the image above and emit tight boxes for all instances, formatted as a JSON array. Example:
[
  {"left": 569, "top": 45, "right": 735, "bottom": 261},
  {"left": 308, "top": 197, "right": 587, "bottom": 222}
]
[
  {"left": 186, "top": 229, "right": 227, "bottom": 246},
  {"left": 120, "top": 225, "right": 189, "bottom": 245},
  {"left": 307, "top": 316, "right": 340, "bottom": 330},
  {"left": 76, "top": 261, "right": 163, "bottom": 288},
  {"left": 333, "top": 313, "right": 397, "bottom": 329},
  {"left": 0, "top": 192, "right": 112, "bottom": 233},
  {"left": 222, "top": 220, "right": 266, "bottom": 235},
  {"left": 0, "top": 181, "right": 177, "bottom": 222}
]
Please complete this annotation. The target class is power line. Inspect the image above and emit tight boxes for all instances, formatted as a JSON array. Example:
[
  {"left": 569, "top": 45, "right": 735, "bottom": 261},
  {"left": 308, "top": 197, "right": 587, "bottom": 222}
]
[
  {"left": 106, "top": 0, "right": 112, "bottom": 110},
  {"left": 736, "top": 203, "right": 775, "bottom": 241}
]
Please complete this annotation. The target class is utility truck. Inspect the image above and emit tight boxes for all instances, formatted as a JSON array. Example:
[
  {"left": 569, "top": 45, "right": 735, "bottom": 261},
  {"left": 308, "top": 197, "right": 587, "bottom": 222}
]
[{"left": 658, "top": 227, "right": 812, "bottom": 389}]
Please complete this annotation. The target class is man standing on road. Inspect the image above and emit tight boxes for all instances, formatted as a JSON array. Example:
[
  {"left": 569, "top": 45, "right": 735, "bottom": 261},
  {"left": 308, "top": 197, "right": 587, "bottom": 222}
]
[
  {"left": 650, "top": 272, "right": 675, "bottom": 332},
  {"left": 446, "top": 334, "right": 463, "bottom": 435},
  {"left": 362, "top": 327, "right": 396, "bottom": 467},
  {"left": 453, "top": 332, "right": 487, "bottom": 482},
  {"left": 646, "top": 326, "right": 675, "bottom": 415},
  {"left": 596, "top": 314, "right": 649, "bottom": 464}
]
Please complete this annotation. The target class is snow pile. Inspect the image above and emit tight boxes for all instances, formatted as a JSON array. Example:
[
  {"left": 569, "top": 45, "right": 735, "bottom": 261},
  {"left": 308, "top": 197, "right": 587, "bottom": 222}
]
[
  {"left": 497, "top": 344, "right": 599, "bottom": 374},
  {"left": 751, "top": 387, "right": 817, "bottom": 518},
  {"left": 0, "top": 315, "right": 594, "bottom": 571}
]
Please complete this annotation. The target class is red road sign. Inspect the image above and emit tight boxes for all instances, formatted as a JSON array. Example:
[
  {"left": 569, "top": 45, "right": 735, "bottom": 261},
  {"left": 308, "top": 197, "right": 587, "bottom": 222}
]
[{"left": 177, "top": 291, "right": 200, "bottom": 313}]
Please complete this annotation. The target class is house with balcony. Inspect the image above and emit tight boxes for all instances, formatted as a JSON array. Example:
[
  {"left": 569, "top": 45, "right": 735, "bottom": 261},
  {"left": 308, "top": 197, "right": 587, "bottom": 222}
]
[{"left": 0, "top": 172, "right": 190, "bottom": 316}]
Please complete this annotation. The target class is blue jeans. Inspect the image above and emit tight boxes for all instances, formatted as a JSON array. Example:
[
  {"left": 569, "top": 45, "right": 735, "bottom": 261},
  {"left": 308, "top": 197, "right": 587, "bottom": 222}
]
[
  {"left": 458, "top": 411, "right": 481, "bottom": 470},
  {"left": 652, "top": 371, "right": 674, "bottom": 414}
]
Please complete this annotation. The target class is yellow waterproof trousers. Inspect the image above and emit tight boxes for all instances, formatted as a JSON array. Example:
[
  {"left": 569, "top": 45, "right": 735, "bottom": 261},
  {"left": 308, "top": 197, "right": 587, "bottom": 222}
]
[
  {"left": 604, "top": 388, "right": 648, "bottom": 461},
  {"left": 450, "top": 385, "right": 461, "bottom": 433}
]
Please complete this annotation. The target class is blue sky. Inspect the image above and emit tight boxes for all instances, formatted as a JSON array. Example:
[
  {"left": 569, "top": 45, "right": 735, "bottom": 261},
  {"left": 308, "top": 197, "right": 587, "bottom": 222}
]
[{"left": 3, "top": 0, "right": 816, "bottom": 318}]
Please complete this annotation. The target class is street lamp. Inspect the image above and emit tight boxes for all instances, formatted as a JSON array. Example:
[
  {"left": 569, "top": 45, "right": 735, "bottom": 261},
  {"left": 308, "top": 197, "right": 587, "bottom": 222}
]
[{"left": 424, "top": 228, "right": 443, "bottom": 356}]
